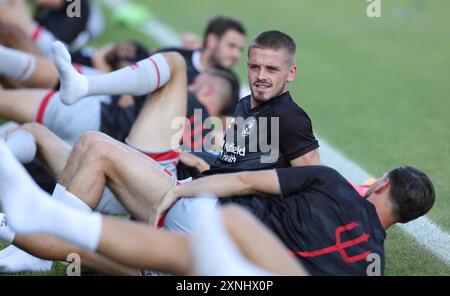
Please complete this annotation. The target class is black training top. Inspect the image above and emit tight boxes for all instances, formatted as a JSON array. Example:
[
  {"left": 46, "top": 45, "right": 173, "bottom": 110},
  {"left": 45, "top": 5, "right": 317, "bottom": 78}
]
[
  {"left": 99, "top": 92, "right": 211, "bottom": 146},
  {"left": 225, "top": 166, "right": 386, "bottom": 276},
  {"left": 34, "top": 0, "right": 90, "bottom": 46},
  {"left": 99, "top": 95, "right": 146, "bottom": 142},
  {"left": 203, "top": 91, "right": 319, "bottom": 175}
]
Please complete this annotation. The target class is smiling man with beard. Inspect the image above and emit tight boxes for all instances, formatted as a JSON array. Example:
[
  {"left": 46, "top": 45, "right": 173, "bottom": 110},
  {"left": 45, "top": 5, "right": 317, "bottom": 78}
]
[{"left": 207, "top": 30, "right": 320, "bottom": 176}]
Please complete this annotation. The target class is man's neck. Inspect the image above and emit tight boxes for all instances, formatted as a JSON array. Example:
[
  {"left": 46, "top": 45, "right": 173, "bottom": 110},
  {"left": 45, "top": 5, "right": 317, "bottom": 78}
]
[
  {"left": 250, "top": 90, "right": 288, "bottom": 109},
  {"left": 367, "top": 196, "right": 396, "bottom": 230},
  {"left": 199, "top": 50, "right": 212, "bottom": 70},
  {"left": 250, "top": 96, "right": 260, "bottom": 109}
]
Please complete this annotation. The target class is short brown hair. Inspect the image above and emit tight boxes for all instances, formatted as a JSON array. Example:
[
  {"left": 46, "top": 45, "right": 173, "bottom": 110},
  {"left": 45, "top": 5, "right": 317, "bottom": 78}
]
[{"left": 248, "top": 30, "right": 297, "bottom": 65}]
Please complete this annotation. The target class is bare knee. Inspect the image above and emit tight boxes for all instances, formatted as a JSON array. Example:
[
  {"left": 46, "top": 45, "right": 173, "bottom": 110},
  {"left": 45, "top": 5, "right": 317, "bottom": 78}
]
[
  {"left": 20, "top": 122, "right": 47, "bottom": 136},
  {"left": 162, "top": 52, "right": 186, "bottom": 74},
  {"left": 78, "top": 132, "right": 124, "bottom": 167},
  {"left": 76, "top": 131, "right": 109, "bottom": 154}
]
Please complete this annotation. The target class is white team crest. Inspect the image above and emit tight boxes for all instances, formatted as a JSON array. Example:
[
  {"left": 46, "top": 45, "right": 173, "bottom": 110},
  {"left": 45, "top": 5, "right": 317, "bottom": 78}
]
[{"left": 241, "top": 119, "right": 256, "bottom": 137}]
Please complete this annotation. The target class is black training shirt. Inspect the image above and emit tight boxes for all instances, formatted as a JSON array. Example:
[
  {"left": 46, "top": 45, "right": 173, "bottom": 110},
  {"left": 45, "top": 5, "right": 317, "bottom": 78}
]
[
  {"left": 204, "top": 91, "right": 319, "bottom": 175},
  {"left": 228, "top": 166, "right": 386, "bottom": 276}
]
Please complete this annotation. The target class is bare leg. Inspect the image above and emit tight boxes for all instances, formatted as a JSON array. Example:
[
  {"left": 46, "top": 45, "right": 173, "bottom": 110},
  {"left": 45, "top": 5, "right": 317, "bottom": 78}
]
[
  {"left": 4, "top": 124, "right": 138, "bottom": 275},
  {"left": 0, "top": 47, "right": 58, "bottom": 88},
  {"left": 58, "top": 52, "right": 188, "bottom": 221},
  {"left": 0, "top": 89, "right": 46, "bottom": 123},
  {"left": 127, "top": 51, "right": 187, "bottom": 151},
  {"left": 91, "top": 205, "right": 306, "bottom": 275},
  {"left": 11, "top": 234, "right": 137, "bottom": 275},
  {"left": 19, "top": 122, "right": 71, "bottom": 178},
  {"left": 59, "top": 132, "right": 174, "bottom": 223},
  {"left": 18, "top": 56, "right": 58, "bottom": 88},
  {"left": 0, "top": 25, "right": 42, "bottom": 56},
  {"left": 222, "top": 206, "right": 307, "bottom": 276}
]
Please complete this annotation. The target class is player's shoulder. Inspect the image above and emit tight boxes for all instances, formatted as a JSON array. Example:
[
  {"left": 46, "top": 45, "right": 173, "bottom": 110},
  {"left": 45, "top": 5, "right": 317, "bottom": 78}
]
[
  {"left": 233, "top": 95, "right": 251, "bottom": 112},
  {"left": 271, "top": 92, "right": 310, "bottom": 117}
]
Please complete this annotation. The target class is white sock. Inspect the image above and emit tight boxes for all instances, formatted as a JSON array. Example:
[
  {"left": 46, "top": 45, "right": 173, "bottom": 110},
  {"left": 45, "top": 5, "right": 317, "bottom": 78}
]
[
  {"left": 191, "top": 194, "right": 272, "bottom": 276},
  {"left": 52, "top": 184, "right": 92, "bottom": 213},
  {"left": 30, "top": 22, "right": 59, "bottom": 57},
  {"left": 0, "top": 184, "right": 91, "bottom": 272},
  {"left": 0, "top": 213, "right": 15, "bottom": 244},
  {"left": 0, "top": 245, "right": 17, "bottom": 260},
  {"left": 52, "top": 41, "right": 171, "bottom": 105},
  {"left": 0, "top": 245, "right": 52, "bottom": 273},
  {"left": 0, "top": 122, "right": 20, "bottom": 141},
  {"left": 0, "top": 140, "right": 102, "bottom": 252},
  {"left": 0, "top": 45, "right": 36, "bottom": 82},
  {"left": 4, "top": 130, "right": 37, "bottom": 164}
]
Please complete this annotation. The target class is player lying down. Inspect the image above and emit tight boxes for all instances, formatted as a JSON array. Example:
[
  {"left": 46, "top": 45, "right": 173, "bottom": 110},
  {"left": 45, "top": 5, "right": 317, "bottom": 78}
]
[
  {"left": 0, "top": 137, "right": 435, "bottom": 275},
  {"left": 0, "top": 140, "right": 306, "bottom": 276}
]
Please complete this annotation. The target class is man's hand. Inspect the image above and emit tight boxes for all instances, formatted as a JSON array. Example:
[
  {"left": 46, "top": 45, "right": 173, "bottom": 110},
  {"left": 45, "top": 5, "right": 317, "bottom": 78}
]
[{"left": 179, "top": 151, "right": 210, "bottom": 172}]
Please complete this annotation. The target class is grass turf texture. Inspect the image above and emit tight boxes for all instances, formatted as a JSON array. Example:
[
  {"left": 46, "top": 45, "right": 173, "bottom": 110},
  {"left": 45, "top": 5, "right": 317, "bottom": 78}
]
[{"left": 1, "top": 0, "right": 449, "bottom": 275}]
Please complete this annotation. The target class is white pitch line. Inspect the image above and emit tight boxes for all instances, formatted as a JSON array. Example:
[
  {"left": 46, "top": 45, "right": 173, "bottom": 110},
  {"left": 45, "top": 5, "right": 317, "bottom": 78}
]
[{"left": 98, "top": 0, "right": 450, "bottom": 268}]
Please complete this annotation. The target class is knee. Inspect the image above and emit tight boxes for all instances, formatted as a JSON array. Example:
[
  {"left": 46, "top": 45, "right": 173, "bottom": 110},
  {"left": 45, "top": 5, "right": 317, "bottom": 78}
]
[
  {"left": 20, "top": 122, "right": 45, "bottom": 135},
  {"left": 75, "top": 132, "right": 111, "bottom": 159},
  {"left": 163, "top": 51, "right": 186, "bottom": 73}
]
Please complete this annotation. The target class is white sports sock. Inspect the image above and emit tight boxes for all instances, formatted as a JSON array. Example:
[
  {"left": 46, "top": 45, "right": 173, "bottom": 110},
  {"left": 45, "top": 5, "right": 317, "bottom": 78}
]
[
  {"left": 54, "top": 186, "right": 92, "bottom": 213},
  {"left": 0, "top": 245, "right": 52, "bottom": 273},
  {"left": 0, "top": 122, "right": 20, "bottom": 141},
  {"left": 0, "top": 140, "right": 102, "bottom": 252},
  {"left": 0, "top": 184, "right": 90, "bottom": 272},
  {"left": 0, "top": 213, "right": 15, "bottom": 244},
  {"left": 0, "top": 45, "right": 36, "bottom": 82},
  {"left": 52, "top": 41, "right": 171, "bottom": 105},
  {"left": 4, "top": 130, "right": 37, "bottom": 164},
  {"left": 0, "top": 245, "right": 17, "bottom": 260},
  {"left": 30, "top": 22, "right": 59, "bottom": 57},
  {"left": 191, "top": 194, "right": 272, "bottom": 276}
]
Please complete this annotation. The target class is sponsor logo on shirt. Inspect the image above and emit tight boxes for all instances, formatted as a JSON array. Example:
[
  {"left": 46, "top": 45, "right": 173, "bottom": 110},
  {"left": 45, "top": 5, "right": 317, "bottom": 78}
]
[
  {"left": 241, "top": 119, "right": 256, "bottom": 137},
  {"left": 224, "top": 141, "right": 246, "bottom": 156}
]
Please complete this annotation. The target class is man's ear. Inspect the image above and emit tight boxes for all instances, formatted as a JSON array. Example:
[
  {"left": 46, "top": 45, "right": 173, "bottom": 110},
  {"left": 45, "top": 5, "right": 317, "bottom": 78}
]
[
  {"left": 205, "top": 34, "right": 218, "bottom": 49},
  {"left": 287, "top": 64, "right": 298, "bottom": 83},
  {"left": 374, "top": 178, "right": 390, "bottom": 194}
]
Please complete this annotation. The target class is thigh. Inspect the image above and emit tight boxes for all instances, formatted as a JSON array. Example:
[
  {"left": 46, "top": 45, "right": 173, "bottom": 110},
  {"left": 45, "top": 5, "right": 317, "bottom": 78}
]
[
  {"left": 21, "top": 123, "right": 72, "bottom": 178},
  {"left": 97, "top": 136, "right": 176, "bottom": 222},
  {"left": 0, "top": 89, "right": 46, "bottom": 123},
  {"left": 127, "top": 54, "right": 187, "bottom": 152}
]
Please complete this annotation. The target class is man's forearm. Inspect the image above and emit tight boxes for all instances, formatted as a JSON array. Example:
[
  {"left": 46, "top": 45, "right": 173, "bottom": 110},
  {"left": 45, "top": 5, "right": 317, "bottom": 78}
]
[
  {"left": 173, "top": 173, "right": 251, "bottom": 199},
  {"left": 173, "top": 170, "right": 281, "bottom": 199}
]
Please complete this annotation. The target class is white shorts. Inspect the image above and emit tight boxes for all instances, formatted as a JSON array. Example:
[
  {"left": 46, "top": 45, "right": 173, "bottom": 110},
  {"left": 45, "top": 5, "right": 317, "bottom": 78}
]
[
  {"left": 163, "top": 196, "right": 219, "bottom": 234},
  {"left": 95, "top": 187, "right": 128, "bottom": 215},
  {"left": 35, "top": 90, "right": 111, "bottom": 145},
  {"left": 140, "top": 194, "right": 219, "bottom": 276}
]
